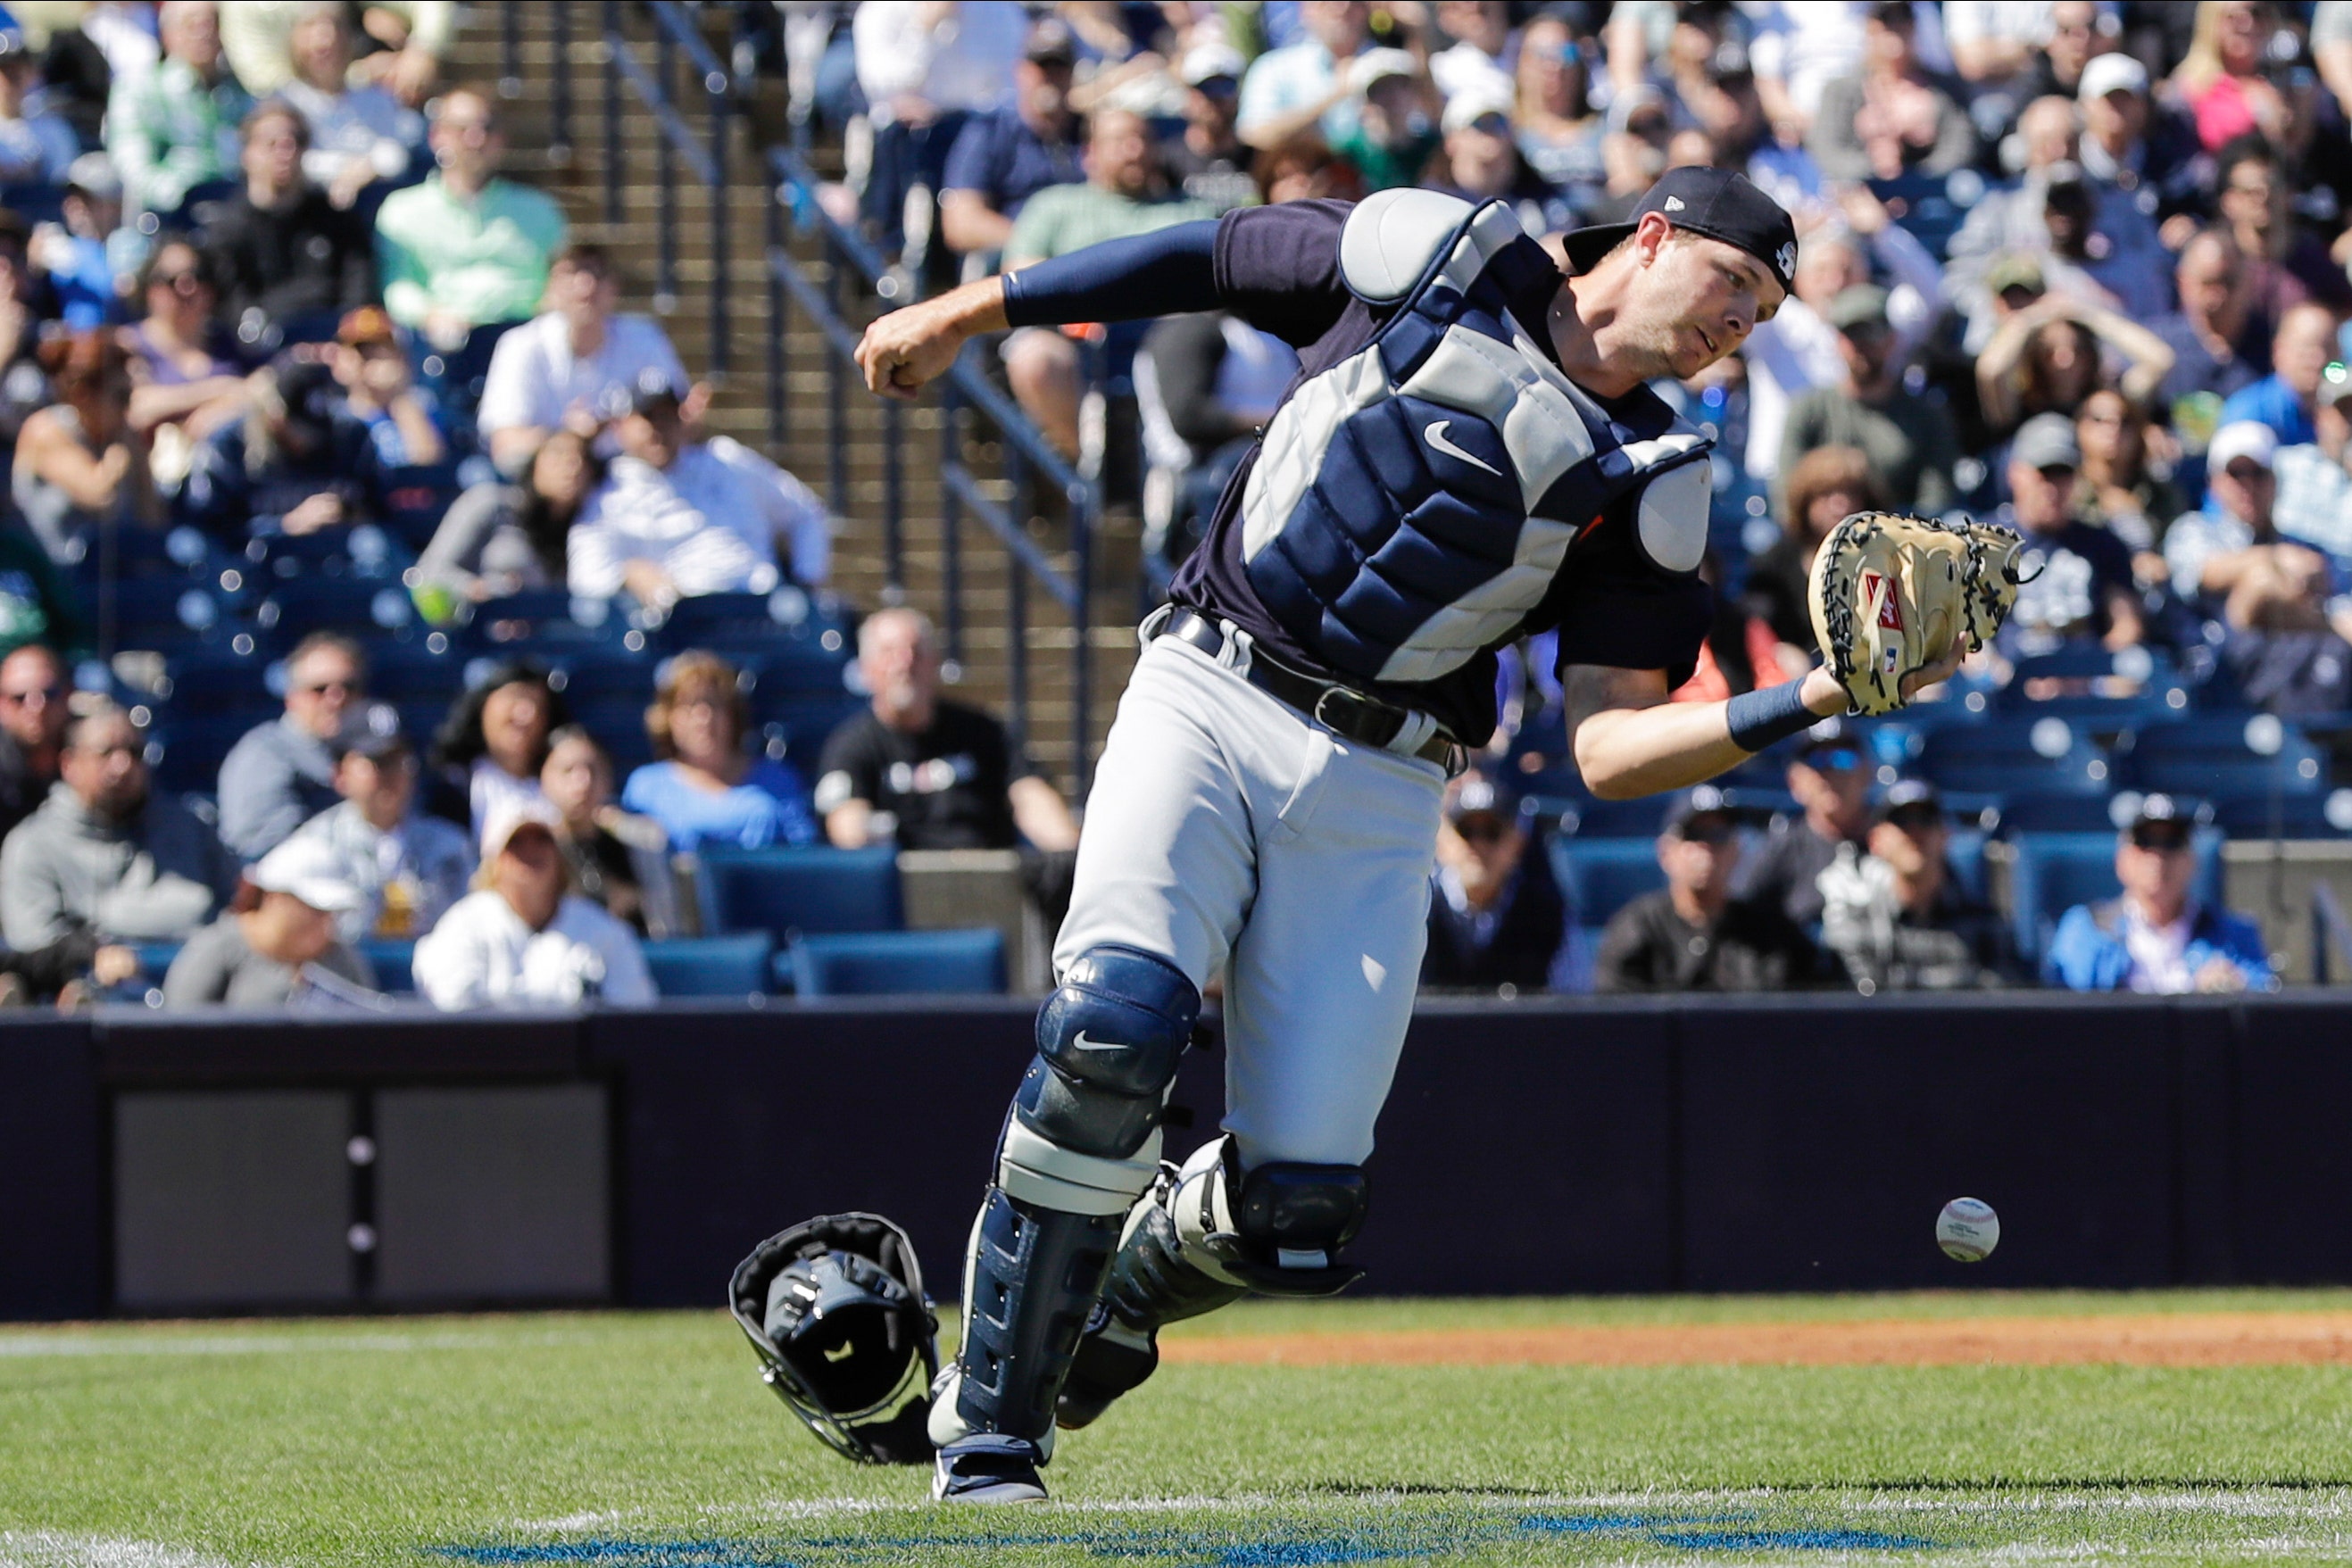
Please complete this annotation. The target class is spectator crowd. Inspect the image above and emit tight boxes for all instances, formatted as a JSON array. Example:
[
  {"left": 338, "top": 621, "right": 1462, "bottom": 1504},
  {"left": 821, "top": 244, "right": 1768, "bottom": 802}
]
[{"left": 0, "top": 1, "right": 2346, "bottom": 1010}]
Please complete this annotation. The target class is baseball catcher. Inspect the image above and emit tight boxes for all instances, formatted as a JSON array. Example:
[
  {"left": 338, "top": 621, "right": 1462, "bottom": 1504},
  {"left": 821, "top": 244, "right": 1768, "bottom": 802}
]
[{"left": 843, "top": 165, "right": 2018, "bottom": 1503}]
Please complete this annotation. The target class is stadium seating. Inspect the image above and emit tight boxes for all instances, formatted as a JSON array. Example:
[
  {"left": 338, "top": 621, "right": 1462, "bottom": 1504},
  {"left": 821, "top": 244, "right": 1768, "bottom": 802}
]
[
  {"left": 2118, "top": 716, "right": 2329, "bottom": 799},
  {"left": 1916, "top": 717, "right": 2112, "bottom": 799},
  {"left": 788, "top": 928, "right": 1007, "bottom": 996},
  {"left": 694, "top": 845, "right": 902, "bottom": 943},
  {"left": 641, "top": 933, "right": 776, "bottom": 997},
  {"left": 357, "top": 940, "right": 417, "bottom": 992},
  {"left": 256, "top": 579, "right": 418, "bottom": 647},
  {"left": 2210, "top": 789, "right": 2352, "bottom": 837},
  {"left": 2004, "top": 826, "right": 2225, "bottom": 965},
  {"left": 1547, "top": 837, "right": 1666, "bottom": 928}
]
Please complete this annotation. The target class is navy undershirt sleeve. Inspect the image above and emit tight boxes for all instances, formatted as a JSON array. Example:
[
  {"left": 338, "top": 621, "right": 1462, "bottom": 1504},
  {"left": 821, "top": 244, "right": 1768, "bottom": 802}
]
[{"left": 1000, "top": 222, "right": 1221, "bottom": 327}]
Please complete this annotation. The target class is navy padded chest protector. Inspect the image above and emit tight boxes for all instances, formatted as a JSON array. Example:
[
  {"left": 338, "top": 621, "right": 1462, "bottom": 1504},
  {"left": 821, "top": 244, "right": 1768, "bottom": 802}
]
[{"left": 1238, "top": 190, "right": 1716, "bottom": 687}]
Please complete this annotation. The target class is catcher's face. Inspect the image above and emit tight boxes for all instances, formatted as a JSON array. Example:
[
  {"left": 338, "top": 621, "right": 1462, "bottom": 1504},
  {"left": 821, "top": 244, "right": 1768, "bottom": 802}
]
[{"left": 1646, "top": 228, "right": 1783, "bottom": 378}]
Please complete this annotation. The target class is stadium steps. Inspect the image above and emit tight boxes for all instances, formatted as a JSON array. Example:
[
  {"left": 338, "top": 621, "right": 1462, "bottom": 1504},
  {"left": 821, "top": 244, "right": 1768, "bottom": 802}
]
[{"left": 444, "top": 5, "right": 1136, "bottom": 784}]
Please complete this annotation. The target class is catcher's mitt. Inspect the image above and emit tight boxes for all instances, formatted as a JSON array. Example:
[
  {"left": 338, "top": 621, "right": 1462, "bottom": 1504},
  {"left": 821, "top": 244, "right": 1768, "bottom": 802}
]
[{"left": 1808, "top": 511, "right": 2024, "bottom": 717}]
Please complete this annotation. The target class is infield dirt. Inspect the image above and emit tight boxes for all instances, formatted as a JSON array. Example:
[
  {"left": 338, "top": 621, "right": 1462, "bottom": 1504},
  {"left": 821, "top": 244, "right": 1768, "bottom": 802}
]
[{"left": 1159, "top": 1310, "right": 2352, "bottom": 1367}]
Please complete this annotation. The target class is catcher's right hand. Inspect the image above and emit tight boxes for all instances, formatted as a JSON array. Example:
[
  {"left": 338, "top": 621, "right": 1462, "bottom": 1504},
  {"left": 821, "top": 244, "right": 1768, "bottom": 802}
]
[
  {"left": 1807, "top": 511, "right": 2024, "bottom": 718},
  {"left": 852, "top": 278, "right": 1010, "bottom": 401}
]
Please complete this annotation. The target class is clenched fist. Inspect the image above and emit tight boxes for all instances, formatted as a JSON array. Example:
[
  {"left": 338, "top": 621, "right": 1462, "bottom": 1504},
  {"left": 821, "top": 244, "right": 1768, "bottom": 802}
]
[{"left": 852, "top": 278, "right": 1012, "bottom": 401}]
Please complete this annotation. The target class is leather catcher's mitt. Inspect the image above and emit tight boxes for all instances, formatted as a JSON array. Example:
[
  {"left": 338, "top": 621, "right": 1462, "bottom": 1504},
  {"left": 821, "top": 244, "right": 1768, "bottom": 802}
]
[{"left": 1808, "top": 511, "right": 2024, "bottom": 717}]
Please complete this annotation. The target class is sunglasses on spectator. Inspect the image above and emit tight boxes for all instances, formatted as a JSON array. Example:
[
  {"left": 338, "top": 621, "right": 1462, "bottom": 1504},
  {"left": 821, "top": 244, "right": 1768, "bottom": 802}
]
[
  {"left": 2037, "top": 463, "right": 2078, "bottom": 482},
  {"left": 0, "top": 684, "right": 64, "bottom": 705},
  {"left": 295, "top": 678, "right": 360, "bottom": 697},
  {"left": 1886, "top": 806, "right": 1943, "bottom": 833},
  {"left": 152, "top": 270, "right": 207, "bottom": 295},
  {"left": 1453, "top": 816, "right": 1510, "bottom": 844},
  {"left": 2132, "top": 825, "right": 2191, "bottom": 852},
  {"left": 2223, "top": 461, "right": 2273, "bottom": 483},
  {"left": 1677, "top": 820, "right": 1737, "bottom": 846}
]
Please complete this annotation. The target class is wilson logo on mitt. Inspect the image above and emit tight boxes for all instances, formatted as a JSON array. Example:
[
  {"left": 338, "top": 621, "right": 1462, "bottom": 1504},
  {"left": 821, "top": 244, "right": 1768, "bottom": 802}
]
[{"left": 1809, "top": 512, "right": 2024, "bottom": 718}]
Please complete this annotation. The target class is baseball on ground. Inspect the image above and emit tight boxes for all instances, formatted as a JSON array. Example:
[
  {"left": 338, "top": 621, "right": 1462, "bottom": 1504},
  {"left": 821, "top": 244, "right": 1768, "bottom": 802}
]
[{"left": 1936, "top": 1198, "right": 2000, "bottom": 1262}]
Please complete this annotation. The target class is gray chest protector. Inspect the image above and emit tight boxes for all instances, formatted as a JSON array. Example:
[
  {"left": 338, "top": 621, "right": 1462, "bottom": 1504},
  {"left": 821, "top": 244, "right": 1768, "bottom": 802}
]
[{"left": 1239, "top": 189, "right": 1714, "bottom": 686}]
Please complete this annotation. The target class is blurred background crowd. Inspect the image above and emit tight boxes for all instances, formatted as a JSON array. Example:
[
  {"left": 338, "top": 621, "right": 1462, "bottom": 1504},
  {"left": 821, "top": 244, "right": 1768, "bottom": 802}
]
[{"left": 0, "top": 0, "right": 2346, "bottom": 1012}]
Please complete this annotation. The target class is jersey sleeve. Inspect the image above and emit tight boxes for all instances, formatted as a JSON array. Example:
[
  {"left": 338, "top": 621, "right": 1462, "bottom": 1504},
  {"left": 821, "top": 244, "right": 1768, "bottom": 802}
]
[
  {"left": 1211, "top": 199, "right": 1355, "bottom": 348},
  {"left": 1544, "top": 502, "right": 1715, "bottom": 690}
]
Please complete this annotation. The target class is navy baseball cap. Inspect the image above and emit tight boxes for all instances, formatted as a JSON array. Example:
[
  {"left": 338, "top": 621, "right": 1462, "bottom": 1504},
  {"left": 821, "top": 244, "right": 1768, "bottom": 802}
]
[
  {"left": 1558, "top": 166, "right": 1799, "bottom": 299},
  {"left": 1662, "top": 783, "right": 1741, "bottom": 838}
]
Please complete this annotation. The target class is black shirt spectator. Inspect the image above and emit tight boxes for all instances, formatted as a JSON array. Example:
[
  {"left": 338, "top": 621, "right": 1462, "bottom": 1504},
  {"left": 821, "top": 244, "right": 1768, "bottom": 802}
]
[
  {"left": 1595, "top": 785, "right": 1827, "bottom": 993},
  {"left": 817, "top": 700, "right": 1032, "bottom": 851},
  {"left": 816, "top": 607, "right": 1078, "bottom": 857},
  {"left": 203, "top": 102, "right": 377, "bottom": 349},
  {"left": 1734, "top": 722, "right": 1875, "bottom": 930},
  {"left": 1817, "top": 781, "right": 2016, "bottom": 992}
]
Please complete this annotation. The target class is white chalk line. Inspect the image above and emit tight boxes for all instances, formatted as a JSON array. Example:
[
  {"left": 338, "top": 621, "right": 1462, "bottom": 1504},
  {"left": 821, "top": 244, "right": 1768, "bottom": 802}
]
[
  {"left": 0, "top": 1331, "right": 607, "bottom": 1360},
  {"left": 0, "top": 1533, "right": 248, "bottom": 1568}
]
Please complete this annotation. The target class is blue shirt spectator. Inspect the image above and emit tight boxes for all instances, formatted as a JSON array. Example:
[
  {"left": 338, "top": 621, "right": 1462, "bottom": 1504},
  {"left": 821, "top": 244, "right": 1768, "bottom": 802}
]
[
  {"left": 2216, "top": 305, "right": 2341, "bottom": 450},
  {"left": 622, "top": 756, "right": 819, "bottom": 852},
  {"left": 2045, "top": 798, "right": 2273, "bottom": 994},
  {"left": 618, "top": 651, "right": 817, "bottom": 851}
]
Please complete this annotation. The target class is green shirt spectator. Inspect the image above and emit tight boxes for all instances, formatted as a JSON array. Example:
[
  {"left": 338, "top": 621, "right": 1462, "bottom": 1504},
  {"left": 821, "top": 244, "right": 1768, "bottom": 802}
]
[
  {"left": 1003, "top": 182, "right": 1222, "bottom": 270},
  {"left": 372, "top": 87, "right": 565, "bottom": 339},
  {"left": 104, "top": 3, "right": 253, "bottom": 216},
  {"left": 0, "top": 526, "right": 87, "bottom": 660}
]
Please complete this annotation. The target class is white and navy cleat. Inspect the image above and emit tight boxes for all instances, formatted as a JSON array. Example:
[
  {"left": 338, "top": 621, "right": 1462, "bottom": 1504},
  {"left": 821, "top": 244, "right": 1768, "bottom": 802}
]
[{"left": 931, "top": 1433, "right": 1049, "bottom": 1504}]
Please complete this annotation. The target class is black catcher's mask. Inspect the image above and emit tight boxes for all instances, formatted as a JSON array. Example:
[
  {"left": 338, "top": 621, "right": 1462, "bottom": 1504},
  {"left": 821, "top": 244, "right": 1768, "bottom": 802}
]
[{"left": 728, "top": 1213, "right": 940, "bottom": 1464}]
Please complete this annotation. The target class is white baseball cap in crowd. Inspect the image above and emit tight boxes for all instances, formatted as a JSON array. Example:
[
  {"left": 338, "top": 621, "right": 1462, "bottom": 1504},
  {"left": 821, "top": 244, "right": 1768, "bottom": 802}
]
[
  {"left": 2207, "top": 420, "right": 2279, "bottom": 475},
  {"left": 483, "top": 800, "right": 565, "bottom": 859},
  {"left": 1441, "top": 76, "right": 1517, "bottom": 135},
  {"left": 2077, "top": 52, "right": 2148, "bottom": 104},
  {"left": 250, "top": 835, "right": 365, "bottom": 915},
  {"left": 1350, "top": 46, "right": 1418, "bottom": 95},
  {"left": 1178, "top": 41, "right": 1247, "bottom": 88}
]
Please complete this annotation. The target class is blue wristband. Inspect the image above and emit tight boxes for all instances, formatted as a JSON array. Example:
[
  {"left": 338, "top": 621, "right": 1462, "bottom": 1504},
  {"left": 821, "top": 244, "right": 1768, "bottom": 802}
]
[{"left": 1725, "top": 678, "right": 1824, "bottom": 753}]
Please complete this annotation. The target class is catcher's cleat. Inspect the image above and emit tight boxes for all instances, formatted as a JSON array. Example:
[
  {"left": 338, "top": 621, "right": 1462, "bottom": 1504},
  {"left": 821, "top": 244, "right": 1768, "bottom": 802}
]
[{"left": 931, "top": 1433, "right": 1050, "bottom": 1504}]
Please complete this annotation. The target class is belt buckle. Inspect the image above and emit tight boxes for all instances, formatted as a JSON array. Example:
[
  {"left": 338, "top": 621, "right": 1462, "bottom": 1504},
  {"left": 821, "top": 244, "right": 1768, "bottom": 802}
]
[{"left": 1312, "top": 684, "right": 1399, "bottom": 745}]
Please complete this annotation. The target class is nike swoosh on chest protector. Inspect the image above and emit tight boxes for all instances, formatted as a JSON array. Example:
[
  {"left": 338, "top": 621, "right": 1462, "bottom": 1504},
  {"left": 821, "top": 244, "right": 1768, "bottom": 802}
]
[{"left": 1424, "top": 419, "right": 1502, "bottom": 477}]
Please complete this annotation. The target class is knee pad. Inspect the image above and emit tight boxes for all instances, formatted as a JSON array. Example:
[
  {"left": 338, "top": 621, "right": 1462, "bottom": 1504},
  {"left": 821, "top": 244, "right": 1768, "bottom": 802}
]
[
  {"left": 1016, "top": 945, "right": 1197, "bottom": 1156},
  {"left": 1167, "top": 1135, "right": 1368, "bottom": 1298},
  {"left": 996, "top": 947, "right": 1199, "bottom": 1217}
]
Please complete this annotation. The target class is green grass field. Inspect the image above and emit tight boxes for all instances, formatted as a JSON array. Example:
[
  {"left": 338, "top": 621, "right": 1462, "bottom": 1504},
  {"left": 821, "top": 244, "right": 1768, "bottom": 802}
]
[{"left": 8, "top": 1294, "right": 2352, "bottom": 1566}]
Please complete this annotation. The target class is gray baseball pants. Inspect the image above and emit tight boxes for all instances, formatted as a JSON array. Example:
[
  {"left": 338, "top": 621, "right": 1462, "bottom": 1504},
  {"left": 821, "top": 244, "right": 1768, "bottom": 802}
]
[{"left": 1051, "top": 622, "right": 1449, "bottom": 1170}]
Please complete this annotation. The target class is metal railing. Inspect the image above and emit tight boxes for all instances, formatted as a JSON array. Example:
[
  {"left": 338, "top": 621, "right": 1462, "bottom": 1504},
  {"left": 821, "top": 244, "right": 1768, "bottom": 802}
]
[
  {"left": 765, "top": 142, "right": 1100, "bottom": 790},
  {"left": 509, "top": 2, "right": 1104, "bottom": 787}
]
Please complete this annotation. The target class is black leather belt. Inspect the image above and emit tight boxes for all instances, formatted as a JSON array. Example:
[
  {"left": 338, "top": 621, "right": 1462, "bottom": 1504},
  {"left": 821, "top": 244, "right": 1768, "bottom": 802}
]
[{"left": 1156, "top": 609, "right": 1467, "bottom": 774}]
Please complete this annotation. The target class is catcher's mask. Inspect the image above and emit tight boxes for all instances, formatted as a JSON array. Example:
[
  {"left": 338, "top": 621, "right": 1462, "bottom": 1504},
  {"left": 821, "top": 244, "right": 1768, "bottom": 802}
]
[{"left": 729, "top": 1213, "right": 940, "bottom": 1464}]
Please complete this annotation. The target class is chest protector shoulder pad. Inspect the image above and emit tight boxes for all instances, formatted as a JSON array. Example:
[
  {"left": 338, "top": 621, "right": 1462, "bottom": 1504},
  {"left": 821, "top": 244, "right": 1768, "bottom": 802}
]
[{"left": 1239, "top": 191, "right": 1714, "bottom": 686}]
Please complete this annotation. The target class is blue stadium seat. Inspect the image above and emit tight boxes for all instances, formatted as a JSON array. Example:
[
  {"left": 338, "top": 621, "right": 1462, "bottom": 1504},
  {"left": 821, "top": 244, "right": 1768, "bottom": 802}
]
[
  {"left": 257, "top": 579, "right": 417, "bottom": 645},
  {"left": 545, "top": 643, "right": 661, "bottom": 700},
  {"left": 642, "top": 933, "right": 776, "bottom": 997},
  {"left": 362, "top": 643, "right": 469, "bottom": 704},
  {"left": 374, "top": 462, "right": 467, "bottom": 548},
  {"left": 357, "top": 940, "right": 416, "bottom": 992},
  {"left": 155, "top": 648, "right": 277, "bottom": 710},
  {"left": 149, "top": 716, "right": 256, "bottom": 792},
  {"left": 759, "top": 698, "right": 866, "bottom": 762},
  {"left": 2120, "top": 716, "right": 2329, "bottom": 798},
  {"left": 1996, "top": 795, "right": 2132, "bottom": 834},
  {"left": 788, "top": 928, "right": 1007, "bottom": 996},
  {"left": 459, "top": 589, "right": 626, "bottom": 648},
  {"left": 1547, "top": 837, "right": 1665, "bottom": 926},
  {"left": 2209, "top": 789, "right": 2352, "bottom": 837},
  {"left": 98, "top": 577, "right": 237, "bottom": 649},
  {"left": 243, "top": 523, "right": 411, "bottom": 582},
  {"left": 1560, "top": 795, "right": 1672, "bottom": 838},
  {"left": 2006, "top": 827, "right": 2225, "bottom": 964},
  {"left": 1916, "top": 717, "right": 2112, "bottom": 797},
  {"left": 695, "top": 845, "right": 902, "bottom": 941}
]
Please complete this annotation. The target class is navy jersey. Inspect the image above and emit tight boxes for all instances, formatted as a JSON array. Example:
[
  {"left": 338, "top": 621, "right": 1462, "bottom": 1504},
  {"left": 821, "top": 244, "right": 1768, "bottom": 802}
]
[{"left": 1168, "top": 200, "right": 1713, "bottom": 746}]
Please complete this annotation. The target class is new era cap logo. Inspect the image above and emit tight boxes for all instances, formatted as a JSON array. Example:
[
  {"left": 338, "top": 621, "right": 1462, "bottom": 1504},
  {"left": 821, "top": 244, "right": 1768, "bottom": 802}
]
[
  {"left": 1775, "top": 241, "right": 1797, "bottom": 278},
  {"left": 1663, "top": 195, "right": 1686, "bottom": 212}
]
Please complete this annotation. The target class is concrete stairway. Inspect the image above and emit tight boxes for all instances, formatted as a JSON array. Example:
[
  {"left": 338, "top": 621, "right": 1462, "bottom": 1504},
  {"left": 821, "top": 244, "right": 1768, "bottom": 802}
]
[{"left": 445, "top": 3, "right": 1136, "bottom": 788}]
